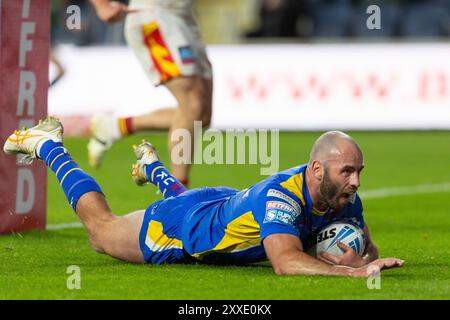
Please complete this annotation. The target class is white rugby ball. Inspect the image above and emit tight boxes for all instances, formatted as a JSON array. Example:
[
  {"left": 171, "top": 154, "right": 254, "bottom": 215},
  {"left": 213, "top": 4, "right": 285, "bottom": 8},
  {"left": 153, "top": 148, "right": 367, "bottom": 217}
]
[{"left": 308, "top": 222, "right": 366, "bottom": 257}]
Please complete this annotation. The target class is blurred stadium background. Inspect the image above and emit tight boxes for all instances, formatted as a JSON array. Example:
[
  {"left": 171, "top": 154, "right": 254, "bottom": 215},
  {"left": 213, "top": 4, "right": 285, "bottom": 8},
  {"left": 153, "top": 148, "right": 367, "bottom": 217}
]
[
  {"left": 48, "top": 0, "right": 450, "bottom": 135},
  {"left": 51, "top": 0, "right": 450, "bottom": 44}
]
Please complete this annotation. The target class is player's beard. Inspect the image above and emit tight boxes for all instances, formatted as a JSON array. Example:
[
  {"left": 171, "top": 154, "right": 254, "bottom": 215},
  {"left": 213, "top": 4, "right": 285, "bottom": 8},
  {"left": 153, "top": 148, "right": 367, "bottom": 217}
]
[{"left": 319, "top": 166, "right": 341, "bottom": 211}]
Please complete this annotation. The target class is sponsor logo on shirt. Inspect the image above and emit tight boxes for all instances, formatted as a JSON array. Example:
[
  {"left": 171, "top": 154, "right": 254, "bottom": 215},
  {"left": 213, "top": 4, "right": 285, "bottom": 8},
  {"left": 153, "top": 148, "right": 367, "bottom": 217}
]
[
  {"left": 265, "top": 209, "right": 277, "bottom": 221},
  {"left": 267, "top": 189, "right": 301, "bottom": 213},
  {"left": 264, "top": 201, "right": 299, "bottom": 225},
  {"left": 266, "top": 201, "right": 295, "bottom": 212},
  {"left": 179, "top": 46, "right": 196, "bottom": 64}
]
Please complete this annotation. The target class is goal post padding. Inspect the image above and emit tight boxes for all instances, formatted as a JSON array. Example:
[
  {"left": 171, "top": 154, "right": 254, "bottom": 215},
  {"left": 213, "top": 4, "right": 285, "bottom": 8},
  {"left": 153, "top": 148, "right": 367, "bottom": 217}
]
[{"left": 0, "top": 0, "right": 51, "bottom": 233}]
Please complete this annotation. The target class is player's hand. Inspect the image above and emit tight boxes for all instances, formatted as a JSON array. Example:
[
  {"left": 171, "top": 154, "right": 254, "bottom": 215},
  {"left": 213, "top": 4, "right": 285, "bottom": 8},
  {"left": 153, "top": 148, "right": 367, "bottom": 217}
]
[
  {"left": 350, "top": 257, "right": 404, "bottom": 277},
  {"left": 95, "top": 1, "right": 131, "bottom": 23},
  {"left": 317, "top": 240, "right": 366, "bottom": 268}
]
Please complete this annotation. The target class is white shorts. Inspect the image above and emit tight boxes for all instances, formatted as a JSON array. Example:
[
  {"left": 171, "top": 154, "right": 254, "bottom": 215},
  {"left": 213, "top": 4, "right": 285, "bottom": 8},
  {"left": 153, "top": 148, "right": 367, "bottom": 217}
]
[{"left": 124, "top": 7, "right": 212, "bottom": 86}]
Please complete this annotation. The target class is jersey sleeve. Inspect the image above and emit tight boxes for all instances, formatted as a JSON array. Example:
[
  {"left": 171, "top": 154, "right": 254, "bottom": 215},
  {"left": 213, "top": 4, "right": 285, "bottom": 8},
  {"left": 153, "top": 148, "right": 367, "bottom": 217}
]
[{"left": 253, "top": 186, "right": 305, "bottom": 241}]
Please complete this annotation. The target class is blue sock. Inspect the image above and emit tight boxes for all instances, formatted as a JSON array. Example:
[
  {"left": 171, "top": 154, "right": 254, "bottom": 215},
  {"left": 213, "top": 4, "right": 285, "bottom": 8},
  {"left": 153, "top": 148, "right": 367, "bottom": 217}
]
[
  {"left": 144, "top": 161, "right": 187, "bottom": 199},
  {"left": 38, "top": 140, "right": 103, "bottom": 211}
]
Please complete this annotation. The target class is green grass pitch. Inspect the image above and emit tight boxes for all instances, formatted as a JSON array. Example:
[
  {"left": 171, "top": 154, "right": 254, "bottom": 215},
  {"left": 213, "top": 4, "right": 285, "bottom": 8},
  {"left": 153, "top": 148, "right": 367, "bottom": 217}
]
[{"left": 0, "top": 131, "right": 449, "bottom": 299}]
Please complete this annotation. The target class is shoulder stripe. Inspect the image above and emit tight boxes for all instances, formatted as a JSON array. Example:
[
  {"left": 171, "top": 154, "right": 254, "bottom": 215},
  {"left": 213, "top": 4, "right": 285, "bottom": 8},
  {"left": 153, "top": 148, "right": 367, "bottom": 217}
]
[{"left": 280, "top": 173, "right": 305, "bottom": 205}]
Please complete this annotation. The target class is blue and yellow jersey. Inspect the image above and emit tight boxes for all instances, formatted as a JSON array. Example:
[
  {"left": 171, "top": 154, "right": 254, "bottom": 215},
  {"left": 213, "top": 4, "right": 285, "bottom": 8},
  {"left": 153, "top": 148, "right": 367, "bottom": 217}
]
[{"left": 139, "top": 165, "right": 365, "bottom": 264}]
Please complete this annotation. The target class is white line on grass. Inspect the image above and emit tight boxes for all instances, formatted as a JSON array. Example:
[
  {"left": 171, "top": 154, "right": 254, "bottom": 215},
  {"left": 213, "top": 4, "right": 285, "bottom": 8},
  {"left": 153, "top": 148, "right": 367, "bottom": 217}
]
[
  {"left": 46, "top": 221, "right": 83, "bottom": 230},
  {"left": 45, "top": 182, "right": 450, "bottom": 231},
  {"left": 358, "top": 182, "right": 450, "bottom": 199}
]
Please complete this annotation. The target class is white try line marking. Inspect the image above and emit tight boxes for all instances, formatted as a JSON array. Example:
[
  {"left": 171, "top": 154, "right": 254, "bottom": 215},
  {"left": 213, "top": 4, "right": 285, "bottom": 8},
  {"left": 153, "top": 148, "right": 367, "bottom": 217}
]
[
  {"left": 45, "top": 182, "right": 450, "bottom": 231},
  {"left": 46, "top": 221, "right": 83, "bottom": 230},
  {"left": 358, "top": 182, "right": 450, "bottom": 199}
]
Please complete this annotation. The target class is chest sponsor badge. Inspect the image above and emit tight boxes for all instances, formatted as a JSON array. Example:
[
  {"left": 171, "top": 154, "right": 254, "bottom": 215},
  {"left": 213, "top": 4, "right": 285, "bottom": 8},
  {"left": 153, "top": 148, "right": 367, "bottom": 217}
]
[
  {"left": 264, "top": 201, "right": 299, "bottom": 225},
  {"left": 266, "top": 189, "right": 301, "bottom": 213}
]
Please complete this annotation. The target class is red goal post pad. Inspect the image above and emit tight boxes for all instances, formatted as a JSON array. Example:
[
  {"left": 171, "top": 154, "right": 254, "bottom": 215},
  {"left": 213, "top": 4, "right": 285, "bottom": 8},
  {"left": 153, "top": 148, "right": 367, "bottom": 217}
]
[{"left": 0, "top": 0, "right": 51, "bottom": 233}]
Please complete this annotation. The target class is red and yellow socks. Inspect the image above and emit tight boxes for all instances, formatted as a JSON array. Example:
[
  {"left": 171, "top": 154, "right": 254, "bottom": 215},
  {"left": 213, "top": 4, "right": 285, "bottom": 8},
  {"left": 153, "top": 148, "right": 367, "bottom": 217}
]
[{"left": 118, "top": 117, "right": 134, "bottom": 136}]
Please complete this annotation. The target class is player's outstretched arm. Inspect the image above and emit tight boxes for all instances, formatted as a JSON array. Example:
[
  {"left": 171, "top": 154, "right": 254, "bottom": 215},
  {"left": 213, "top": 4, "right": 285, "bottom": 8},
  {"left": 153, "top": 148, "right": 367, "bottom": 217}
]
[
  {"left": 360, "top": 225, "right": 379, "bottom": 263},
  {"left": 263, "top": 233, "right": 404, "bottom": 277}
]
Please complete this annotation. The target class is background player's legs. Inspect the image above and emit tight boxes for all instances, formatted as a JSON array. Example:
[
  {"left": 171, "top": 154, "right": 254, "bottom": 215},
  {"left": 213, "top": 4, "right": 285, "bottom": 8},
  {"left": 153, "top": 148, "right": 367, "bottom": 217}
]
[
  {"left": 91, "top": 10, "right": 213, "bottom": 186},
  {"left": 165, "top": 76, "right": 213, "bottom": 183},
  {"left": 91, "top": 76, "right": 212, "bottom": 186},
  {"left": 121, "top": 76, "right": 212, "bottom": 185},
  {"left": 130, "top": 108, "right": 176, "bottom": 131}
]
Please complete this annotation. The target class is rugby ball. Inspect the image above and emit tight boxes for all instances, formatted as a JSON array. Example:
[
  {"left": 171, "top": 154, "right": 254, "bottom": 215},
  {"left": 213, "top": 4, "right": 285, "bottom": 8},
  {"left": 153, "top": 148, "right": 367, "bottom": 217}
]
[{"left": 307, "top": 222, "right": 366, "bottom": 257}]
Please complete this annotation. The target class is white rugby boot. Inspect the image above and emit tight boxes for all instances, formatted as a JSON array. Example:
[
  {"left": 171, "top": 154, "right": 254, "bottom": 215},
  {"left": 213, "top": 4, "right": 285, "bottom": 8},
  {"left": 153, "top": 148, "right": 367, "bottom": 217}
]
[
  {"left": 3, "top": 116, "right": 63, "bottom": 164},
  {"left": 87, "top": 114, "right": 121, "bottom": 168},
  {"left": 131, "top": 139, "right": 160, "bottom": 186}
]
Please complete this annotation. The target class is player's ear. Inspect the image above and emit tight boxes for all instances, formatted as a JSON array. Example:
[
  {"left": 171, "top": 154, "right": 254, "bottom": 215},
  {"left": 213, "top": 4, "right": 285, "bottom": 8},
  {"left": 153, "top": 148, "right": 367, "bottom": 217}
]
[{"left": 311, "top": 160, "right": 324, "bottom": 181}]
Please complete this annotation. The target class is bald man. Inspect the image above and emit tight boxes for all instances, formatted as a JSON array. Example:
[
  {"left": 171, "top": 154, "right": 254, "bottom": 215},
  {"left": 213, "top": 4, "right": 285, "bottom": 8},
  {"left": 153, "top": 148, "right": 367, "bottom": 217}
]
[{"left": 4, "top": 118, "right": 404, "bottom": 276}]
